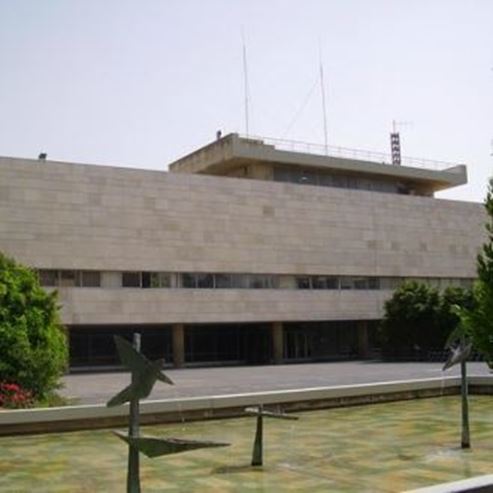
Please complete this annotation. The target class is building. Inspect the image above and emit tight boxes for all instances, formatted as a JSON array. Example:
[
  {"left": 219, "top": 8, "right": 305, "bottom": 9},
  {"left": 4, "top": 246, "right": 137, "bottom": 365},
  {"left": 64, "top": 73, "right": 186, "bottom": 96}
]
[{"left": 0, "top": 133, "right": 486, "bottom": 369}]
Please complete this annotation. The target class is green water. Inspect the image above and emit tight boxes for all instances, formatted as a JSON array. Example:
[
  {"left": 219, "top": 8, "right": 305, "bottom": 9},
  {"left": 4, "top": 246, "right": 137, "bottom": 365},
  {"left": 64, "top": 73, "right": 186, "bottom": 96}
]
[{"left": 1, "top": 396, "right": 492, "bottom": 492}]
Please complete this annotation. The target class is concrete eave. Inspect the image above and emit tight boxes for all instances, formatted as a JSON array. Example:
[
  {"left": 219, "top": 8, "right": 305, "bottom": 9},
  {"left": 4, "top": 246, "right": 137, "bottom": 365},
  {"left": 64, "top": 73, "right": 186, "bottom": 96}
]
[{"left": 169, "top": 134, "right": 467, "bottom": 192}]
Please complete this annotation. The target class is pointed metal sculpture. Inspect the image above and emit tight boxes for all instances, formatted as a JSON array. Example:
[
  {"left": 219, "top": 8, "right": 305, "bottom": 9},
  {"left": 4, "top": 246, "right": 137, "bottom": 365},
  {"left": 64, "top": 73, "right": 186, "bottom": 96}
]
[
  {"left": 245, "top": 405, "right": 299, "bottom": 466},
  {"left": 113, "top": 431, "right": 229, "bottom": 458},
  {"left": 443, "top": 343, "right": 472, "bottom": 371},
  {"left": 107, "top": 336, "right": 173, "bottom": 407},
  {"left": 107, "top": 334, "right": 229, "bottom": 493},
  {"left": 442, "top": 339, "right": 472, "bottom": 449}
]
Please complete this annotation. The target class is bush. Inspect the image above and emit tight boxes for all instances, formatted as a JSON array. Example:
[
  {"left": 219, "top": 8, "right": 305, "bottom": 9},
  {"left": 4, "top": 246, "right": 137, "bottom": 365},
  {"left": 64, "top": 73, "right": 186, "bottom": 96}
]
[
  {"left": 379, "top": 281, "right": 473, "bottom": 358},
  {"left": 0, "top": 382, "right": 33, "bottom": 409},
  {"left": 0, "top": 252, "right": 68, "bottom": 399}
]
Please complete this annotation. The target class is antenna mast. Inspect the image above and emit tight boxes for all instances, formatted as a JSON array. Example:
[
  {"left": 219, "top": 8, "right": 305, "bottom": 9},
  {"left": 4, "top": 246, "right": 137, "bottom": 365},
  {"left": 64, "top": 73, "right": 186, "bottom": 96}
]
[
  {"left": 242, "top": 29, "right": 250, "bottom": 136},
  {"left": 390, "top": 120, "right": 412, "bottom": 166},
  {"left": 319, "top": 48, "right": 328, "bottom": 154}
]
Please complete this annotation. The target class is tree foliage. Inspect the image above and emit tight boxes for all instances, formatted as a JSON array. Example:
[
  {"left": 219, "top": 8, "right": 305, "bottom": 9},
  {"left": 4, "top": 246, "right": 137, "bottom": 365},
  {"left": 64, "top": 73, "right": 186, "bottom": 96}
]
[
  {"left": 457, "top": 178, "right": 493, "bottom": 365},
  {"left": 0, "top": 252, "right": 68, "bottom": 398},
  {"left": 379, "top": 281, "right": 473, "bottom": 358}
]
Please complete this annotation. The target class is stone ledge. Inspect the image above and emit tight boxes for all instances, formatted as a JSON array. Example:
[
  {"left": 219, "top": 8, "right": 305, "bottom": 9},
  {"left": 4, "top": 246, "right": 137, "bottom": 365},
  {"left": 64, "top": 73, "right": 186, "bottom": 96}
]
[{"left": 1, "top": 376, "right": 491, "bottom": 436}]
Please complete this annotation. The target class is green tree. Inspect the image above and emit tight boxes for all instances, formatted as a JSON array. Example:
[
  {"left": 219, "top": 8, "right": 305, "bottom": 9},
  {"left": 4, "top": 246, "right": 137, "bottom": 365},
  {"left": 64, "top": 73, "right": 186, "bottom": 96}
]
[
  {"left": 0, "top": 252, "right": 68, "bottom": 399},
  {"left": 379, "top": 281, "right": 441, "bottom": 357},
  {"left": 379, "top": 282, "right": 473, "bottom": 358},
  {"left": 439, "top": 286, "right": 474, "bottom": 340},
  {"left": 457, "top": 178, "right": 493, "bottom": 366}
]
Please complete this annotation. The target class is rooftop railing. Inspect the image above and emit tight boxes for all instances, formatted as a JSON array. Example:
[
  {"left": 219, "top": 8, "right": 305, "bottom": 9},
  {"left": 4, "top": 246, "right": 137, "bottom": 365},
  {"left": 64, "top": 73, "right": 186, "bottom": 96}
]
[{"left": 238, "top": 134, "right": 462, "bottom": 171}]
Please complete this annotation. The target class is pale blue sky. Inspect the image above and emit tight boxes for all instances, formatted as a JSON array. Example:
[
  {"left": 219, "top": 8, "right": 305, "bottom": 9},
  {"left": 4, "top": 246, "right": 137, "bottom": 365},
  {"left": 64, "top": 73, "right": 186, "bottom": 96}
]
[{"left": 1, "top": 0, "right": 491, "bottom": 201}]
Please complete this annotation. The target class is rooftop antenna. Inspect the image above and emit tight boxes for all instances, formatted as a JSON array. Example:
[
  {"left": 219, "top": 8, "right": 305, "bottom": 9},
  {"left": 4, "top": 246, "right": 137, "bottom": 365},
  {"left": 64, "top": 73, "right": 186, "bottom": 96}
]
[
  {"left": 242, "top": 28, "right": 250, "bottom": 137},
  {"left": 319, "top": 43, "right": 329, "bottom": 154},
  {"left": 390, "top": 120, "right": 412, "bottom": 166}
]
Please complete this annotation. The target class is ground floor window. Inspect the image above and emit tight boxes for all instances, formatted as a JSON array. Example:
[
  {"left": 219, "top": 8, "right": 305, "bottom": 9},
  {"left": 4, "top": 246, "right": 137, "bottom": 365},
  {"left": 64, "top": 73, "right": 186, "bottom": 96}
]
[
  {"left": 69, "top": 325, "right": 172, "bottom": 367},
  {"left": 185, "top": 324, "right": 271, "bottom": 364},
  {"left": 283, "top": 321, "right": 380, "bottom": 361},
  {"left": 67, "top": 320, "right": 379, "bottom": 369}
]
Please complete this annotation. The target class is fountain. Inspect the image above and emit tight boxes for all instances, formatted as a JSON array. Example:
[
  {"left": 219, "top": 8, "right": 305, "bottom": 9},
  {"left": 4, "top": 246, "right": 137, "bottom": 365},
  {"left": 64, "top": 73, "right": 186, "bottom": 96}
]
[
  {"left": 442, "top": 339, "right": 473, "bottom": 449},
  {"left": 244, "top": 404, "right": 298, "bottom": 466},
  {"left": 107, "top": 334, "right": 229, "bottom": 492}
]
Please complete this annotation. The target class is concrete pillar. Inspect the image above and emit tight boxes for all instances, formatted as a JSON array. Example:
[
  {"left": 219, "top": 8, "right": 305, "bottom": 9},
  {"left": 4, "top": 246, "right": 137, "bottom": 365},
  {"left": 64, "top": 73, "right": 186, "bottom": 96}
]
[
  {"left": 272, "top": 321, "right": 284, "bottom": 364},
  {"left": 357, "top": 321, "right": 369, "bottom": 359},
  {"left": 172, "top": 324, "right": 185, "bottom": 368}
]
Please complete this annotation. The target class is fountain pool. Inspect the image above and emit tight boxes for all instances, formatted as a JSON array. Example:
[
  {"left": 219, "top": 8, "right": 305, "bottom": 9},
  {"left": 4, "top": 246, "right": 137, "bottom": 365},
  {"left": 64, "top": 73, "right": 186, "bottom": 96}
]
[{"left": 0, "top": 395, "right": 492, "bottom": 492}]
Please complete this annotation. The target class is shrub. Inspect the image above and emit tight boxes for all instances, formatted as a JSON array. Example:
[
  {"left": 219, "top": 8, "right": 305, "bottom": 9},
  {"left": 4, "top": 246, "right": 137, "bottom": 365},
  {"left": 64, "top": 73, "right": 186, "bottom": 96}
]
[
  {"left": 0, "top": 382, "right": 33, "bottom": 409},
  {"left": 379, "top": 281, "right": 473, "bottom": 358},
  {"left": 0, "top": 252, "right": 68, "bottom": 399}
]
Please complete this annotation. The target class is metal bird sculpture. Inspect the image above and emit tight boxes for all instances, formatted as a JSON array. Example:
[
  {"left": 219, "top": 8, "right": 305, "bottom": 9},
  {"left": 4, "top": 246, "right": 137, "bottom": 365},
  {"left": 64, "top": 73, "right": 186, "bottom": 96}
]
[
  {"left": 442, "top": 342, "right": 472, "bottom": 371},
  {"left": 113, "top": 431, "right": 229, "bottom": 458},
  {"left": 442, "top": 339, "right": 472, "bottom": 449},
  {"left": 106, "top": 336, "right": 174, "bottom": 407},
  {"left": 245, "top": 405, "right": 299, "bottom": 466},
  {"left": 107, "top": 333, "right": 229, "bottom": 493}
]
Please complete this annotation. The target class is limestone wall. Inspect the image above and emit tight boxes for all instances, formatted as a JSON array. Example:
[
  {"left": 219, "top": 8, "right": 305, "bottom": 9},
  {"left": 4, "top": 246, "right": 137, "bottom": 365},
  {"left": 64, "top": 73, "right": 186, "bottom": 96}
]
[{"left": 0, "top": 157, "right": 485, "bottom": 325}]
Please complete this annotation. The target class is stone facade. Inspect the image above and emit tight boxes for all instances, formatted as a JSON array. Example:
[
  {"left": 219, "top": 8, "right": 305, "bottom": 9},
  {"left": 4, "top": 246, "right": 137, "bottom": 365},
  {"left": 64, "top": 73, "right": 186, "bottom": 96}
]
[{"left": 0, "top": 156, "right": 485, "bottom": 327}]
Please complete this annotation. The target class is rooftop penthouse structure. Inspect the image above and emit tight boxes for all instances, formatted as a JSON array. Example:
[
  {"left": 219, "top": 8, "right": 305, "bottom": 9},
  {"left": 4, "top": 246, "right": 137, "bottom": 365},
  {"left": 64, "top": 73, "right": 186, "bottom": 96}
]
[
  {"left": 170, "top": 133, "right": 467, "bottom": 196},
  {"left": 0, "top": 134, "right": 484, "bottom": 369}
]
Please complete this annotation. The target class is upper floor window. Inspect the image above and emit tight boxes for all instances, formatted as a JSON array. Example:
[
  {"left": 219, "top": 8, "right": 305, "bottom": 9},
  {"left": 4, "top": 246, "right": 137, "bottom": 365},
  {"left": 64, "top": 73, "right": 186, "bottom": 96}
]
[
  {"left": 122, "top": 272, "right": 141, "bottom": 288},
  {"left": 38, "top": 269, "right": 58, "bottom": 286},
  {"left": 80, "top": 271, "right": 101, "bottom": 287}
]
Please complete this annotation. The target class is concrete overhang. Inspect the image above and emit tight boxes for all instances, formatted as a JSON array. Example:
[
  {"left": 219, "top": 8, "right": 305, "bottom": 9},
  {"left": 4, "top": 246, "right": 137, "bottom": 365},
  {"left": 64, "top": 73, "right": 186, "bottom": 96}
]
[{"left": 169, "top": 133, "right": 467, "bottom": 192}]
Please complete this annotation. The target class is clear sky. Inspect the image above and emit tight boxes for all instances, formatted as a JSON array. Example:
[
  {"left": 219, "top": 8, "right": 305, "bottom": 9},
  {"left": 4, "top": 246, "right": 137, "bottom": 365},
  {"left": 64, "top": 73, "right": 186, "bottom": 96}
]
[{"left": 0, "top": 0, "right": 491, "bottom": 202}]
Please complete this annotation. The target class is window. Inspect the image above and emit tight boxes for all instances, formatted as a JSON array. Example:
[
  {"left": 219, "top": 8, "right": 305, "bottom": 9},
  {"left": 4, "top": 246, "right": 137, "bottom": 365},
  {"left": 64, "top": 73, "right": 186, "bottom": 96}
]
[
  {"left": 215, "top": 274, "right": 232, "bottom": 289},
  {"left": 248, "top": 275, "right": 269, "bottom": 289},
  {"left": 353, "top": 278, "right": 368, "bottom": 290},
  {"left": 141, "top": 272, "right": 151, "bottom": 288},
  {"left": 332, "top": 175, "right": 348, "bottom": 188},
  {"left": 296, "top": 277, "right": 311, "bottom": 289},
  {"left": 122, "top": 272, "right": 141, "bottom": 287},
  {"left": 38, "top": 270, "right": 58, "bottom": 286},
  {"left": 182, "top": 273, "right": 196, "bottom": 288},
  {"left": 318, "top": 173, "right": 333, "bottom": 187},
  {"left": 340, "top": 277, "right": 353, "bottom": 290},
  {"left": 60, "top": 270, "right": 77, "bottom": 287},
  {"left": 197, "top": 274, "right": 214, "bottom": 288},
  {"left": 149, "top": 272, "right": 171, "bottom": 288},
  {"left": 313, "top": 276, "right": 339, "bottom": 289},
  {"left": 80, "top": 271, "right": 100, "bottom": 287},
  {"left": 299, "top": 170, "right": 318, "bottom": 185},
  {"left": 230, "top": 274, "right": 248, "bottom": 289}
]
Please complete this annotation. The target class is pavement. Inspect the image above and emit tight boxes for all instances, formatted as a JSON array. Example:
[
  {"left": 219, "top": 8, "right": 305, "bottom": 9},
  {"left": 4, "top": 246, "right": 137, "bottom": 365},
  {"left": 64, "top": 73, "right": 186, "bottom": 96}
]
[{"left": 60, "top": 360, "right": 492, "bottom": 405}]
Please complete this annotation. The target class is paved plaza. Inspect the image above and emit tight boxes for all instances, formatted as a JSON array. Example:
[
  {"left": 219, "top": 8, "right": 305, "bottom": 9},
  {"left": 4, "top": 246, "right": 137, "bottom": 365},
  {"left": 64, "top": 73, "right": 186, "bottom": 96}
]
[{"left": 61, "top": 361, "right": 491, "bottom": 405}]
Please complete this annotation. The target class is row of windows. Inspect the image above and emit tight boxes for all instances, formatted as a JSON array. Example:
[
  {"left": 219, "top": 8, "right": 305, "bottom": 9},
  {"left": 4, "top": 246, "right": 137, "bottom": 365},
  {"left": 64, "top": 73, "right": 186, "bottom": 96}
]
[
  {"left": 38, "top": 270, "right": 101, "bottom": 287},
  {"left": 273, "top": 166, "right": 417, "bottom": 195},
  {"left": 37, "top": 269, "right": 474, "bottom": 291}
]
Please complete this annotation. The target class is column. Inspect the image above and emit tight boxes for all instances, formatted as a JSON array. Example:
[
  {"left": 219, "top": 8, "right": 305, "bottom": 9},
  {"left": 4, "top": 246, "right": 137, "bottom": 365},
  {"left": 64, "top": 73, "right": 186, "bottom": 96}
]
[
  {"left": 357, "top": 321, "right": 369, "bottom": 359},
  {"left": 172, "top": 323, "right": 185, "bottom": 368},
  {"left": 272, "top": 321, "right": 284, "bottom": 365}
]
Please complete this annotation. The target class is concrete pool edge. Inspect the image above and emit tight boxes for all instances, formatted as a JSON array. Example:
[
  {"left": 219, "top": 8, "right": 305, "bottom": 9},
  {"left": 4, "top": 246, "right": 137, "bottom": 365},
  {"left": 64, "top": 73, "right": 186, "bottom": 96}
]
[
  {"left": 1, "top": 375, "right": 492, "bottom": 436},
  {"left": 403, "top": 474, "right": 493, "bottom": 493}
]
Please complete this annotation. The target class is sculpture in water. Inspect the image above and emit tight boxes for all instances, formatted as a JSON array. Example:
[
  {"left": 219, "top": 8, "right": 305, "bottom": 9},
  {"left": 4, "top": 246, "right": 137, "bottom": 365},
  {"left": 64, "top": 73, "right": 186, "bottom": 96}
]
[
  {"left": 245, "top": 405, "right": 299, "bottom": 466},
  {"left": 442, "top": 340, "right": 472, "bottom": 449},
  {"left": 107, "top": 334, "right": 229, "bottom": 493}
]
